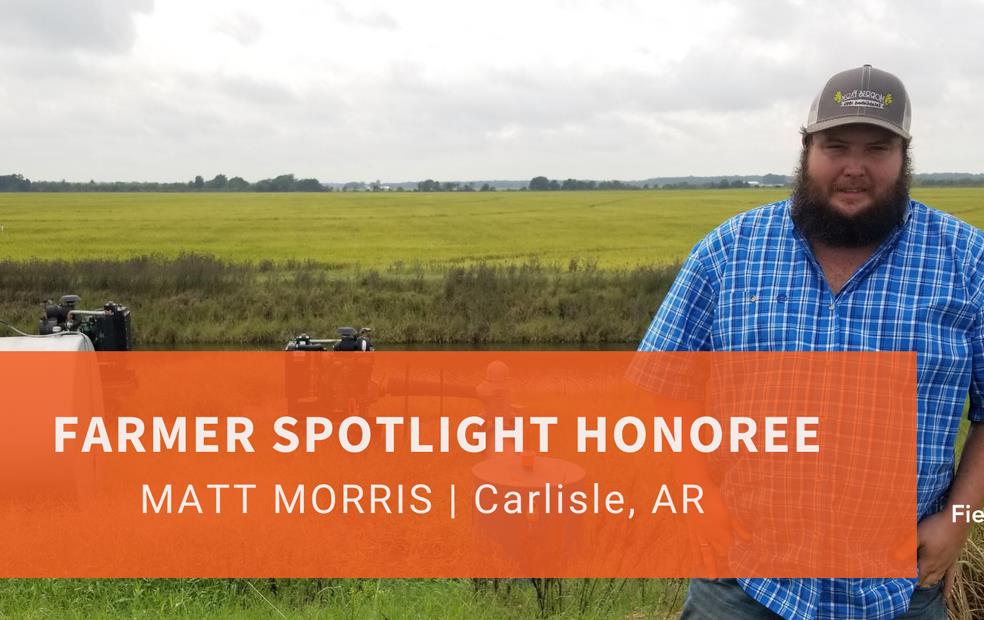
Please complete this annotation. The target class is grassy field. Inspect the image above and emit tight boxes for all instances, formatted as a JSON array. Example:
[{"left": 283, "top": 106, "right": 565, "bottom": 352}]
[
  {"left": 2, "top": 189, "right": 981, "bottom": 268},
  {"left": 2, "top": 188, "right": 981, "bottom": 268},
  {"left": 0, "top": 189, "right": 789, "bottom": 267}
]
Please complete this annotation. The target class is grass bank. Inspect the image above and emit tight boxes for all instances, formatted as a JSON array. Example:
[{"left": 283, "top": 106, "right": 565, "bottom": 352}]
[
  {"left": 0, "top": 254, "right": 678, "bottom": 345},
  {"left": 0, "top": 578, "right": 688, "bottom": 619}
]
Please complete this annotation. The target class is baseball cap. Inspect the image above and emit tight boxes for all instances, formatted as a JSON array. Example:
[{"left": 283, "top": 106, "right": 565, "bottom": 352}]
[{"left": 805, "top": 65, "right": 911, "bottom": 139}]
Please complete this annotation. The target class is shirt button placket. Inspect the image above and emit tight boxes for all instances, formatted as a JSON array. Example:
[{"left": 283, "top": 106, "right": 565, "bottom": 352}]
[{"left": 821, "top": 296, "right": 836, "bottom": 349}]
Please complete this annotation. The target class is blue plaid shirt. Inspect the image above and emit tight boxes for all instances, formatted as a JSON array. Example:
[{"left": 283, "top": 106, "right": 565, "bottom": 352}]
[{"left": 638, "top": 199, "right": 984, "bottom": 619}]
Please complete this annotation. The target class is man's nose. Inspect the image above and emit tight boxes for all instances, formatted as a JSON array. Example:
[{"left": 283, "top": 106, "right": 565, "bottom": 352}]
[{"left": 842, "top": 153, "right": 866, "bottom": 177}]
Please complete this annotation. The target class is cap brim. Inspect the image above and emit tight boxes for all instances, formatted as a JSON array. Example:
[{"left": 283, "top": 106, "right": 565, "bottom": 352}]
[{"left": 806, "top": 116, "right": 910, "bottom": 140}]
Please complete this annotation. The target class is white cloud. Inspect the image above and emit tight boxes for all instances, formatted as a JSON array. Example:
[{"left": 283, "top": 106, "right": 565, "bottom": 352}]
[
  {"left": 0, "top": 0, "right": 153, "bottom": 53},
  {"left": 0, "top": 0, "right": 981, "bottom": 181}
]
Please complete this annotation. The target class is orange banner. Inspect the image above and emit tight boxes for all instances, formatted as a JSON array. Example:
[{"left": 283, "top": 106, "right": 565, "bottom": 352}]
[{"left": 0, "top": 352, "right": 916, "bottom": 577}]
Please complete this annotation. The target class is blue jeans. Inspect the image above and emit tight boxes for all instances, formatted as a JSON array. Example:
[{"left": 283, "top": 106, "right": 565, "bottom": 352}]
[{"left": 680, "top": 578, "right": 946, "bottom": 619}]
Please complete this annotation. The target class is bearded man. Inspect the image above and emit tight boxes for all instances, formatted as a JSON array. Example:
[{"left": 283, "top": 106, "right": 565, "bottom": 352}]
[{"left": 638, "top": 65, "right": 984, "bottom": 619}]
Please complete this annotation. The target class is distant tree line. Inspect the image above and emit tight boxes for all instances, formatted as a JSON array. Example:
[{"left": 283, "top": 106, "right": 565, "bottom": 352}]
[
  {"left": 0, "top": 173, "right": 330, "bottom": 193},
  {"left": 5, "top": 171, "right": 983, "bottom": 193},
  {"left": 915, "top": 175, "right": 984, "bottom": 187},
  {"left": 662, "top": 179, "right": 752, "bottom": 189},
  {"left": 528, "top": 177, "right": 645, "bottom": 191},
  {"left": 527, "top": 176, "right": 753, "bottom": 191},
  {"left": 0, "top": 174, "right": 32, "bottom": 191},
  {"left": 416, "top": 180, "right": 497, "bottom": 192}
]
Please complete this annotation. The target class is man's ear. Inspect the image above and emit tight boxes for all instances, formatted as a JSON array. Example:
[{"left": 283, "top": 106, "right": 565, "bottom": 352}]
[{"left": 800, "top": 128, "right": 813, "bottom": 149}]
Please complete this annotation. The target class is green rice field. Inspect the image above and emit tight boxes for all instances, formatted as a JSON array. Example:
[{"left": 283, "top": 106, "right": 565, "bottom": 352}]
[{"left": 1, "top": 188, "right": 978, "bottom": 268}]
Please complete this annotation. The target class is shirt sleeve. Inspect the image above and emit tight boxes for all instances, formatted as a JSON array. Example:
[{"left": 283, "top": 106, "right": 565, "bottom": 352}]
[
  {"left": 637, "top": 252, "right": 717, "bottom": 353},
  {"left": 626, "top": 252, "right": 718, "bottom": 399},
  {"left": 968, "top": 304, "right": 984, "bottom": 423}
]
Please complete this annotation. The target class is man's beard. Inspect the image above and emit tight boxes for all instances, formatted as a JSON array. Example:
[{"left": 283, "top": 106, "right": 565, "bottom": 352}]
[{"left": 791, "top": 155, "right": 910, "bottom": 248}]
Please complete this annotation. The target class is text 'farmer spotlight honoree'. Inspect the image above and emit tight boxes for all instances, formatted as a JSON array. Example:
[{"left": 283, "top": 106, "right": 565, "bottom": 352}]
[{"left": 637, "top": 65, "right": 984, "bottom": 619}]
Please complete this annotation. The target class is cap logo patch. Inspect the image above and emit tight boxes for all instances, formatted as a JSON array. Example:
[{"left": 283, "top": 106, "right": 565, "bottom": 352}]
[{"left": 833, "top": 89, "right": 893, "bottom": 109}]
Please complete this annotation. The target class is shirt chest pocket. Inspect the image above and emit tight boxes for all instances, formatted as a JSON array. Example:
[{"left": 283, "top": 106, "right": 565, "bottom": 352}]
[
  {"left": 861, "top": 296, "right": 975, "bottom": 352},
  {"left": 909, "top": 297, "right": 975, "bottom": 378},
  {"left": 713, "top": 290, "right": 813, "bottom": 351}
]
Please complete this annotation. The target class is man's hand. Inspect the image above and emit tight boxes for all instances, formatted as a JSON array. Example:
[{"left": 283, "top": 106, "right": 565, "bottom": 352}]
[
  {"left": 920, "top": 421, "right": 984, "bottom": 597},
  {"left": 943, "top": 562, "right": 960, "bottom": 598},
  {"left": 685, "top": 481, "right": 752, "bottom": 578},
  {"left": 916, "top": 509, "right": 969, "bottom": 592}
]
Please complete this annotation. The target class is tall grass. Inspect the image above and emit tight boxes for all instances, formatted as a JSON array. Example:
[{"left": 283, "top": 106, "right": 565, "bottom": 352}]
[
  {"left": 949, "top": 427, "right": 984, "bottom": 619},
  {"left": 951, "top": 535, "right": 984, "bottom": 619},
  {"left": 0, "top": 578, "right": 687, "bottom": 619},
  {"left": 0, "top": 254, "right": 678, "bottom": 345}
]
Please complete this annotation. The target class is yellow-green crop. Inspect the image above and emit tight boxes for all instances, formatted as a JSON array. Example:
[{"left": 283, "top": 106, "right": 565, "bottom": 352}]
[{"left": 0, "top": 188, "right": 980, "bottom": 268}]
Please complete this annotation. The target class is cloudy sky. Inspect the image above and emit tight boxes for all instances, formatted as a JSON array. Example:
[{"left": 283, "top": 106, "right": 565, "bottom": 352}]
[{"left": 2, "top": 0, "right": 982, "bottom": 183}]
